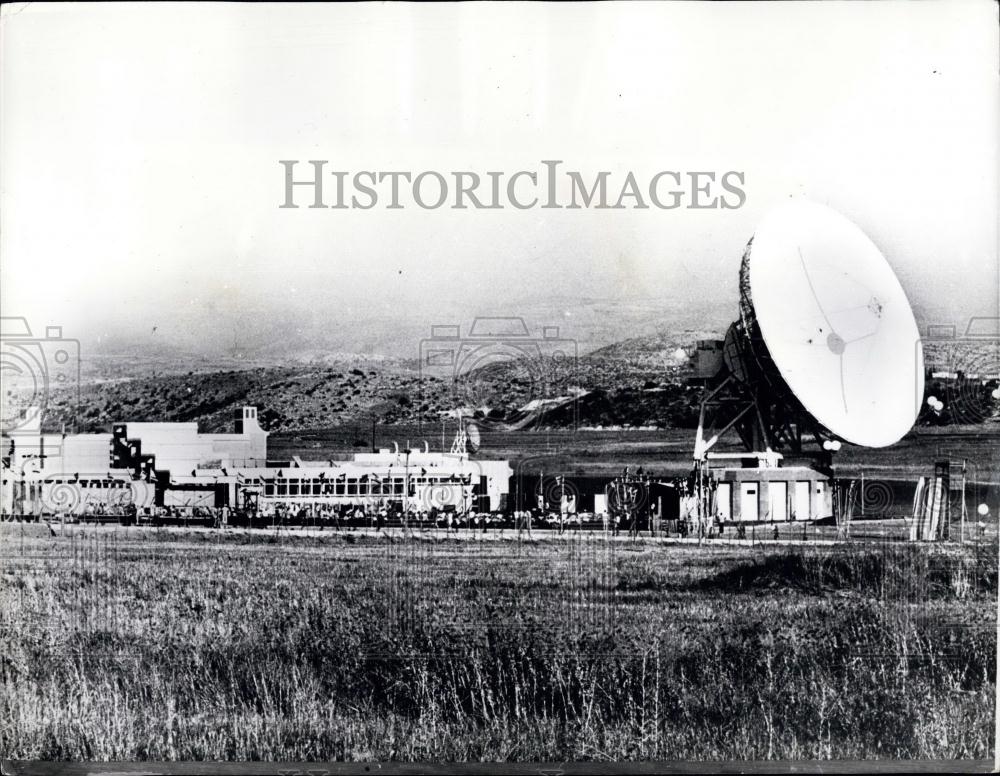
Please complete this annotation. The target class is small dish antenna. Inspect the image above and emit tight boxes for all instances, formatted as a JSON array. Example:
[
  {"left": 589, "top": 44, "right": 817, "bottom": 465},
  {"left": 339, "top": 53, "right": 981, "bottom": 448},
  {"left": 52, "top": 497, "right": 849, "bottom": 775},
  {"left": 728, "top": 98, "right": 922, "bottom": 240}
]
[
  {"left": 466, "top": 421, "right": 481, "bottom": 454},
  {"left": 450, "top": 418, "right": 480, "bottom": 455}
]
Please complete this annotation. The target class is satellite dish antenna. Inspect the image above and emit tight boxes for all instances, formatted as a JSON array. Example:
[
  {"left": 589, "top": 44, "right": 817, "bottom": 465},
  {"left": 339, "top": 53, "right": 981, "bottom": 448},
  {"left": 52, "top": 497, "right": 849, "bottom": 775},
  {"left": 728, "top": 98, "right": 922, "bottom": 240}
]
[
  {"left": 450, "top": 417, "right": 481, "bottom": 455},
  {"left": 466, "top": 421, "right": 481, "bottom": 454},
  {"left": 695, "top": 200, "right": 923, "bottom": 459}
]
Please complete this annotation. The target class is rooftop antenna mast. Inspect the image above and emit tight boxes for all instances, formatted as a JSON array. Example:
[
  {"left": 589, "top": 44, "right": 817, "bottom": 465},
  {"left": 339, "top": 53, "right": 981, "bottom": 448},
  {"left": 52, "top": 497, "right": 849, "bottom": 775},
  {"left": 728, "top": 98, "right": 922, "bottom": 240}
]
[{"left": 450, "top": 415, "right": 467, "bottom": 455}]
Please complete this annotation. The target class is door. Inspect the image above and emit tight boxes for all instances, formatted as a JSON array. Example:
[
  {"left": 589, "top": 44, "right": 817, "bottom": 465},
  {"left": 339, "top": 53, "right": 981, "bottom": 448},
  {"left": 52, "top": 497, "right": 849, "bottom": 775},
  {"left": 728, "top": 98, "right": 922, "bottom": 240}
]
[
  {"left": 815, "top": 482, "right": 830, "bottom": 519},
  {"left": 740, "top": 483, "right": 758, "bottom": 521},
  {"left": 593, "top": 493, "right": 607, "bottom": 515},
  {"left": 715, "top": 483, "right": 732, "bottom": 522},
  {"left": 769, "top": 481, "right": 787, "bottom": 522},
  {"left": 794, "top": 481, "right": 810, "bottom": 521}
]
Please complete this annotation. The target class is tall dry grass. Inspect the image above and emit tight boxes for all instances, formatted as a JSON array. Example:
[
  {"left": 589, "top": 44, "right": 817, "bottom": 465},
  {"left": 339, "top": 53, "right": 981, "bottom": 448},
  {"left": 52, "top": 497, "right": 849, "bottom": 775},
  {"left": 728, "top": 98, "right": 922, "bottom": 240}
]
[{"left": 0, "top": 526, "right": 995, "bottom": 761}]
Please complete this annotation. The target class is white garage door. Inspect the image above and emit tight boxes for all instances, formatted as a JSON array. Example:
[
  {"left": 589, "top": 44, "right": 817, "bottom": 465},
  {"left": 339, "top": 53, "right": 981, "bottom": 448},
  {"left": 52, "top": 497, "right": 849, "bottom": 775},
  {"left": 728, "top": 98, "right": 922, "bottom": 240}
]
[
  {"left": 769, "top": 481, "right": 787, "bottom": 522},
  {"left": 716, "top": 483, "right": 732, "bottom": 521},
  {"left": 794, "top": 481, "right": 810, "bottom": 521},
  {"left": 740, "top": 483, "right": 758, "bottom": 521}
]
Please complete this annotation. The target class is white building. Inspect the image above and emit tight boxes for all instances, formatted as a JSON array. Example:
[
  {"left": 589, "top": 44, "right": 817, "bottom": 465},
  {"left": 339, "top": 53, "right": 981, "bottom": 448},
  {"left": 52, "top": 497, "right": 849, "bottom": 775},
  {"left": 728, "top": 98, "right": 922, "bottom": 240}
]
[
  {"left": 1, "top": 406, "right": 512, "bottom": 516},
  {"left": 220, "top": 450, "right": 511, "bottom": 514}
]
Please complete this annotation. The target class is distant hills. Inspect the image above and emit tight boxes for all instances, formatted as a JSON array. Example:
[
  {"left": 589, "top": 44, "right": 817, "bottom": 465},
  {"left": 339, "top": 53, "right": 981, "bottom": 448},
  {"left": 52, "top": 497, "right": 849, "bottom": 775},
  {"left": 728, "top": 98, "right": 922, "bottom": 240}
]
[
  {"left": 33, "top": 308, "right": 719, "bottom": 434},
  {"left": 78, "top": 293, "right": 735, "bottom": 370},
  {"left": 9, "top": 293, "right": 995, "bottom": 436}
]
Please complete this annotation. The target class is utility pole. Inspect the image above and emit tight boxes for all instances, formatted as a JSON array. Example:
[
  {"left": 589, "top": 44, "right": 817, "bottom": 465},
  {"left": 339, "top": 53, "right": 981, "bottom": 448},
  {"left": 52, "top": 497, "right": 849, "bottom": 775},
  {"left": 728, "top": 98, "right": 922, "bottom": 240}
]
[
  {"left": 539, "top": 468, "right": 544, "bottom": 513},
  {"left": 404, "top": 446, "right": 410, "bottom": 515},
  {"left": 560, "top": 474, "right": 566, "bottom": 528},
  {"left": 860, "top": 468, "right": 865, "bottom": 518}
]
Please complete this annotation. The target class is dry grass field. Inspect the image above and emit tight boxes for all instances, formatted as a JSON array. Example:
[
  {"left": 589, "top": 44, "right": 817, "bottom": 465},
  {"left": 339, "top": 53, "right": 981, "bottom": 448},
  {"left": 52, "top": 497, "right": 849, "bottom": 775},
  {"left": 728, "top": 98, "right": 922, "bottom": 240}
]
[{"left": 1, "top": 524, "right": 995, "bottom": 762}]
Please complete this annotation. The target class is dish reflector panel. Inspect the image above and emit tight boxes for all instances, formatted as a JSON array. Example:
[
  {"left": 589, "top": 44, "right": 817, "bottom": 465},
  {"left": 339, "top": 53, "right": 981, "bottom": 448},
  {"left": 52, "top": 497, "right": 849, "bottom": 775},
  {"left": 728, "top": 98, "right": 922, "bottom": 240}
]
[{"left": 744, "top": 200, "right": 923, "bottom": 447}]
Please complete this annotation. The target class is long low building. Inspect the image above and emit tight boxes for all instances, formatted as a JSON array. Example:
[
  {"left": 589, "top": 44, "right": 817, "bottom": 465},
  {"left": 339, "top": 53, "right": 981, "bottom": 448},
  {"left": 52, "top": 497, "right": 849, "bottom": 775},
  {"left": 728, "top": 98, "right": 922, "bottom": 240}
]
[{"left": 1, "top": 406, "right": 512, "bottom": 516}]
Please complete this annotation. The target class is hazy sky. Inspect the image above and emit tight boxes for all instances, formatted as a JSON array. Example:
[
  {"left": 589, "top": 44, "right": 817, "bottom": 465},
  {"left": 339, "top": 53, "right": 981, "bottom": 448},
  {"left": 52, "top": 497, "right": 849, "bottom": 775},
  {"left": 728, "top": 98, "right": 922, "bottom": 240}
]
[{"left": 1, "top": 1, "right": 997, "bottom": 354}]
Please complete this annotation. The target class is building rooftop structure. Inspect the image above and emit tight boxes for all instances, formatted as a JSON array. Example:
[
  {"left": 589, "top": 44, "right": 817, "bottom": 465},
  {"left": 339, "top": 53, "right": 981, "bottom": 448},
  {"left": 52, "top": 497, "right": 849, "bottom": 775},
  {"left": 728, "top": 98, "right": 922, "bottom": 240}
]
[{"left": 1, "top": 406, "right": 512, "bottom": 516}]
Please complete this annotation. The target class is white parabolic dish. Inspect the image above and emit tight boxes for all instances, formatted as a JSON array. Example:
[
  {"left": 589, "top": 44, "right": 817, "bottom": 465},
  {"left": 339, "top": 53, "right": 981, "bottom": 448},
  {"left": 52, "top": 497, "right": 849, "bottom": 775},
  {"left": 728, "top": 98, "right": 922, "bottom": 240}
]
[
  {"left": 466, "top": 421, "right": 481, "bottom": 452},
  {"left": 747, "top": 200, "right": 924, "bottom": 448}
]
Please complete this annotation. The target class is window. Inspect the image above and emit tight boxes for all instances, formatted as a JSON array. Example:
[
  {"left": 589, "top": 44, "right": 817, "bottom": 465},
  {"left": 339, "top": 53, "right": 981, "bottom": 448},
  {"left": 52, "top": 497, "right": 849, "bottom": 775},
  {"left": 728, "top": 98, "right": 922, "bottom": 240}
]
[
  {"left": 347, "top": 479, "right": 358, "bottom": 496},
  {"left": 289, "top": 480, "right": 300, "bottom": 497}
]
